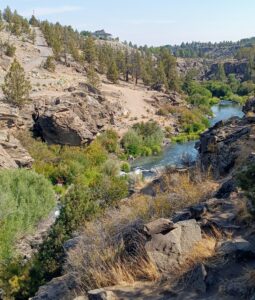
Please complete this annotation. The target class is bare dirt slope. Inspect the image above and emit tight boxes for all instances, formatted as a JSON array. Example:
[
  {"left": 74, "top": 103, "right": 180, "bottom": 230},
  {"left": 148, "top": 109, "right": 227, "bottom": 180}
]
[{"left": 101, "top": 80, "right": 177, "bottom": 134}]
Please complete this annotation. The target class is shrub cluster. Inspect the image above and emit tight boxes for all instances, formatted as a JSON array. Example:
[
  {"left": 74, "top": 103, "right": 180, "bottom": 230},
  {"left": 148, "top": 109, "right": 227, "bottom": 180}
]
[
  {"left": 0, "top": 169, "right": 55, "bottom": 262},
  {"left": 122, "top": 121, "right": 164, "bottom": 157}
]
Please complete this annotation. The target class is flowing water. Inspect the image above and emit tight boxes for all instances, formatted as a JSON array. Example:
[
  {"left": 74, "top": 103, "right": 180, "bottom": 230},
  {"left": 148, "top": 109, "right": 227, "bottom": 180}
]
[{"left": 131, "top": 101, "right": 244, "bottom": 173}]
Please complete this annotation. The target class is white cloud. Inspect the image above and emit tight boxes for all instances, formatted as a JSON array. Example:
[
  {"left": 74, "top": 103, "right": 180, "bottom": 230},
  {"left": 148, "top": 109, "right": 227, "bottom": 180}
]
[{"left": 21, "top": 5, "right": 81, "bottom": 17}]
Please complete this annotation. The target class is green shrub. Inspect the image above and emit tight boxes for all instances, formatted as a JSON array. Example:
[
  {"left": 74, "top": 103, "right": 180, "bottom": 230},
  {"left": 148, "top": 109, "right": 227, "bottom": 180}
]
[
  {"left": 102, "top": 159, "right": 120, "bottom": 177},
  {"left": 98, "top": 129, "right": 119, "bottom": 153},
  {"left": 151, "top": 145, "right": 162, "bottom": 155},
  {"left": 122, "top": 121, "right": 164, "bottom": 157},
  {"left": 0, "top": 169, "right": 55, "bottom": 261},
  {"left": 43, "top": 56, "right": 56, "bottom": 72},
  {"left": 4, "top": 43, "right": 16, "bottom": 57},
  {"left": 237, "top": 81, "right": 255, "bottom": 96},
  {"left": 121, "top": 129, "right": 143, "bottom": 156},
  {"left": 206, "top": 81, "right": 232, "bottom": 98},
  {"left": 121, "top": 162, "right": 131, "bottom": 173},
  {"left": 140, "top": 146, "right": 152, "bottom": 156}
]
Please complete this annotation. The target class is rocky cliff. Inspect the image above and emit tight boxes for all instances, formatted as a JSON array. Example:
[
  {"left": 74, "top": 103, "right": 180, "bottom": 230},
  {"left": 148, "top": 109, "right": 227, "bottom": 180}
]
[{"left": 197, "top": 98, "right": 255, "bottom": 178}]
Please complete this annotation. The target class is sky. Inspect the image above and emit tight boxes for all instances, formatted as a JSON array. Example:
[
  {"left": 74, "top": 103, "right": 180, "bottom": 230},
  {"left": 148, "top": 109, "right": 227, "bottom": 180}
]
[{"left": 0, "top": 0, "right": 255, "bottom": 46}]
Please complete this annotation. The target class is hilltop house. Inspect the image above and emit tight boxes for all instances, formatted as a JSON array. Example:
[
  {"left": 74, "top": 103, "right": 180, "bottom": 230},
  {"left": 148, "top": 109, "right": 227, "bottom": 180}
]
[{"left": 93, "top": 29, "right": 112, "bottom": 40}]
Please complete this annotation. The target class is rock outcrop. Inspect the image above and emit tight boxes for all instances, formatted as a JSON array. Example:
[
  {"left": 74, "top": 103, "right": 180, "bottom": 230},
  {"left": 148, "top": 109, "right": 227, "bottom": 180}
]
[
  {"left": 144, "top": 219, "right": 202, "bottom": 272},
  {"left": 0, "top": 130, "right": 33, "bottom": 168},
  {"left": 197, "top": 115, "right": 253, "bottom": 177},
  {"left": 33, "top": 85, "right": 122, "bottom": 146},
  {"left": 206, "top": 59, "right": 249, "bottom": 80}
]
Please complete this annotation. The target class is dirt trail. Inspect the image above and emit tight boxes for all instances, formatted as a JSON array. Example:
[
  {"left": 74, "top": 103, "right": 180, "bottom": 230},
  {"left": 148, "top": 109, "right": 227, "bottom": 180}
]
[{"left": 24, "top": 27, "right": 53, "bottom": 72}]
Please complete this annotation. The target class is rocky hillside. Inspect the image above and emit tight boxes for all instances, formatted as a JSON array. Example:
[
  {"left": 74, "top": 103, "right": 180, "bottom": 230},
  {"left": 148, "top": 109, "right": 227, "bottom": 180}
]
[{"left": 29, "top": 100, "right": 255, "bottom": 300}]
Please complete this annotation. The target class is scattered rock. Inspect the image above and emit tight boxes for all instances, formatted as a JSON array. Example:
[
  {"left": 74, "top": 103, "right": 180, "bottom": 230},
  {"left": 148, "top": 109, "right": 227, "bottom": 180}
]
[
  {"left": 182, "top": 263, "right": 207, "bottom": 294},
  {"left": 31, "top": 274, "right": 78, "bottom": 300},
  {"left": 144, "top": 218, "right": 175, "bottom": 235},
  {"left": 88, "top": 289, "right": 116, "bottom": 300},
  {"left": 215, "top": 179, "right": 237, "bottom": 199},
  {"left": 145, "top": 219, "right": 202, "bottom": 272},
  {"left": 218, "top": 238, "right": 253, "bottom": 257}
]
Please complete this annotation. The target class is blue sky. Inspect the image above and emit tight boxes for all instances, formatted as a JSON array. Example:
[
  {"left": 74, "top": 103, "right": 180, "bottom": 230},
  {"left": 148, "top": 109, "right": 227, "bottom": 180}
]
[{"left": 0, "top": 0, "right": 254, "bottom": 46}]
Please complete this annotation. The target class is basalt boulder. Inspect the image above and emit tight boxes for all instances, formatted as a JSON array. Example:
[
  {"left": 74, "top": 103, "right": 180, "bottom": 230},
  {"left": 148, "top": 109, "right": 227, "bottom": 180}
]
[
  {"left": 33, "top": 92, "right": 121, "bottom": 146},
  {"left": 197, "top": 116, "right": 251, "bottom": 178}
]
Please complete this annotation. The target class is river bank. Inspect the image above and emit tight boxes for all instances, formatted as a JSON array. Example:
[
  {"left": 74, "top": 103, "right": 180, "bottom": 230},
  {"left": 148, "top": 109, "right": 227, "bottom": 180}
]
[{"left": 131, "top": 101, "right": 244, "bottom": 174}]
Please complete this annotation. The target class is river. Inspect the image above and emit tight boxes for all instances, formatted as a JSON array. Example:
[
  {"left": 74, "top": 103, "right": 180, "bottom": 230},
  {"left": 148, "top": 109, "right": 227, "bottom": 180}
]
[{"left": 131, "top": 101, "right": 244, "bottom": 173}]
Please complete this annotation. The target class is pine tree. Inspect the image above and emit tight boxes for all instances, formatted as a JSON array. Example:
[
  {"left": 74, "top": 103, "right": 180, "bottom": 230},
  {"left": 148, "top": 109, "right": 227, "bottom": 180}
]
[
  {"left": 3, "top": 6, "right": 12, "bottom": 23},
  {"left": 215, "top": 63, "right": 226, "bottom": 82},
  {"left": 141, "top": 53, "right": 154, "bottom": 86},
  {"left": 29, "top": 15, "right": 39, "bottom": 27},
  {"left": 84, "top": 36, "right": 97, "bottom": 63},
  {"left": 107, "top": 61, "right": 119, "bottom": 83},
  {"left": 0, "top": 11, "right": 4, "bottom": 31},
  {"left": 152, "top": 61, "right": 168, "bottom": 88},
  {"left": 2, "top": 59, "right": 31, "bottom": 107},
  {"left": 160, "top": 48, "right": 180, "bottom": 91},
  {"left": 87, "top": 65, "right": 100, "bottom": 88}
]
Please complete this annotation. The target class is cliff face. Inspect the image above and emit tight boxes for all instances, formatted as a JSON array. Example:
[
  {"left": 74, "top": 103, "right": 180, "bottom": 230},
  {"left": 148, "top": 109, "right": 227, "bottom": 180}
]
[
  {"left": 206, "top": 59, "right": 249, "bottom": 80},
  {"left": 198, "top": 98, "right": 255, "bottom": 178}
]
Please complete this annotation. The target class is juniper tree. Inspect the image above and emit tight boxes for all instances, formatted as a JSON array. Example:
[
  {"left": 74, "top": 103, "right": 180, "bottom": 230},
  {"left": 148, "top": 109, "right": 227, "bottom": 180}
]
[
  {"left": 29, "top": 15, "right": 39, "bottom": 27},
  {"left": 2, "top": 59, "right": 31, "bottom": 107},
  {"left": 84, "top": 36, "right": 97, "bottom": 63},
  {"left": 107, "top": 61, "right": 119, "bottom": 83},
  {"left": 87, "top": 65, "right": 100, "bottom": 88},
  {"left": 3, "top": 6, "right": 12, "bottom": 23}
]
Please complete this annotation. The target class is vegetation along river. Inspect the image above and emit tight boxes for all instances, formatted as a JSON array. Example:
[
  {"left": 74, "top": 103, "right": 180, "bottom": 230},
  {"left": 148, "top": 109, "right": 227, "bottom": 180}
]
[{"left": 132, "top": 101, "right": 244, "bottom": 173}]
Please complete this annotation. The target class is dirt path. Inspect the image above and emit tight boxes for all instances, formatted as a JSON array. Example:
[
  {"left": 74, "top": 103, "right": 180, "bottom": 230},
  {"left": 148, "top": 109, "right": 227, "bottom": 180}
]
[{"left": 24, "top": 27, "right": 53, "bottom": 72}]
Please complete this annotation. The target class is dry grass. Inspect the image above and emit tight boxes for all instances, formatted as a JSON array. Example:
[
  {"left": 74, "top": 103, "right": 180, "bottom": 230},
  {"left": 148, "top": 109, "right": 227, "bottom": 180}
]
[
  {"left": 188, "top": 236, "right": 217, "bottom": 265},
  {"left": 67, "top": 236, "right": 159, "bottom": 292},
  {"left": 235, "top": 196, "right": 253, "bottom": 225},
  {"left": 66, "top": 167, "right": 219, "bottom": 293}
]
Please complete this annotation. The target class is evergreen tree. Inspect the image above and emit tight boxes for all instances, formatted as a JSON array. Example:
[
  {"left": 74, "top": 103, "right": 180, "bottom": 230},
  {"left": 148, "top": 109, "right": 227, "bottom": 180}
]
[
  {"left": 215, "top": 63, "right": 226, "bottom": 81},
  {"left": 2, "top": 59, "right": 31, "bottom": 107},
  {"left": 84, "top": 36, "right": 97, "bottom": 63},
  {"left": 107, "top": 61, "right": 119, "bottom": 83},
  {"left": 159, "top": 48, "right": 180, "bottom": 91},
  {"left": 124, "top": 50, "right": 131, "bottom": 82},
  {"left": 3, "top": 6, "right": 12, "bottom": 23},
  {"left": 152, "top": 61, "right": 168, "bottom": 88},
  {"left": 132, "top": 51, "right": 142, "bottom": 84},
  {"left": 87, "top": 65, "right": 100, "bottom": 88},
  {"left": 29, "top": 15, "right": 39, "bottom": 27},
  {"left": 141, "top": 53, "right": 154, "bottom": 86}
]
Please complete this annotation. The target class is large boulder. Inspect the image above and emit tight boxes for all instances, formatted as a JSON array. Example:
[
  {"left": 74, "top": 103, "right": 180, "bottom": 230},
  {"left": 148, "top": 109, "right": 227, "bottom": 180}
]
[
  {"left": 33, "top": 91, "right": 121, "bottom": 146},
  {"left": 145, "top": 219, "right": 202, "bottom": 272},
  {"left": 197, "top": 117, "right": 251, "bottom": 177}
]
